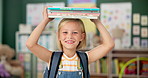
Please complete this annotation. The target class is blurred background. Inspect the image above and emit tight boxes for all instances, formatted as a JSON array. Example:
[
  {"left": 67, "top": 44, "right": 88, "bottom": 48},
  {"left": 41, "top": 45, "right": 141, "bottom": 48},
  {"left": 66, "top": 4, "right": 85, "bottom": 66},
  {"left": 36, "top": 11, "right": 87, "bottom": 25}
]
[{"left": 0, "top": 0, "right": 148, "bottom": 78}]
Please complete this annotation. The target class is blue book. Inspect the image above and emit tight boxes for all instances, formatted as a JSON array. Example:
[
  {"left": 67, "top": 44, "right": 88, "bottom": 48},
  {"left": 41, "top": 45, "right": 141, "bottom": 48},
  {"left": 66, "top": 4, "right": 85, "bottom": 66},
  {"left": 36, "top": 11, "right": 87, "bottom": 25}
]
[{"left": 48, "top": 7, "right": 100, "bottom": 11}]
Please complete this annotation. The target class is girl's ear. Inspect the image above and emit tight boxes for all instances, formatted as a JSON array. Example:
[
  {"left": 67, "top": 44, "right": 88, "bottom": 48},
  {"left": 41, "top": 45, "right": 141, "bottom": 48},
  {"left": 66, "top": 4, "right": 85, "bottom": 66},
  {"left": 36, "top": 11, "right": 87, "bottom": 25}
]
[{"left": 80, "top": 33, "right": 85, "bottom": 41}]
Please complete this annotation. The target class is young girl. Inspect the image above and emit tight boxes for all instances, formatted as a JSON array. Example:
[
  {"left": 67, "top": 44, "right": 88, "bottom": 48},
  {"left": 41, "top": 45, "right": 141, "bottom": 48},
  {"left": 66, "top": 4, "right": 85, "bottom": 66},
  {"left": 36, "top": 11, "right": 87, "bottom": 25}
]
[{"left": 26, "top": 7, "right": 115, "bottom": 78}]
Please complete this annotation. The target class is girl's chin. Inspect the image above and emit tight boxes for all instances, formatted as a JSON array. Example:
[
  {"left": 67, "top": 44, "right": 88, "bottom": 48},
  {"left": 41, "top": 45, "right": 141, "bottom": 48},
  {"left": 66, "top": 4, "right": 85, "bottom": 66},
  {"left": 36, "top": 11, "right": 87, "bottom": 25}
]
[{"left": 63, "top": 46, "right": 76, "bottom": 50}]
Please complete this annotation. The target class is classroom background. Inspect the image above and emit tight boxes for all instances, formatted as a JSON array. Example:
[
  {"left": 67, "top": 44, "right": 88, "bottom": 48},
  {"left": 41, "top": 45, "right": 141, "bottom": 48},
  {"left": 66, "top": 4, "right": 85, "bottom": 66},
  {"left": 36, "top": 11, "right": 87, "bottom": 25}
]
[{"left": 0, "top": 0, "right": 148, "bottom": 78}]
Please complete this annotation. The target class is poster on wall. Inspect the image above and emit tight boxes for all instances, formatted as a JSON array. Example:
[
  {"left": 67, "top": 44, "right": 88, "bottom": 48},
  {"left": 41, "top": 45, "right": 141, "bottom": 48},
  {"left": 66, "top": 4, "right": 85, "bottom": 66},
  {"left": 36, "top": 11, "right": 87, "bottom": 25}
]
[
  {"left": 133, "top": 37, "right": 140, "bottom": 48},
  {"left": 141, "top": 39, "right": 148, "bottom": 48},
  {"left": 100, "top": 2, "right": 132, "bottom": 48},
  {"left": 68, "top": 0, "right": 96, "bottom": 7},
  {"left": 26, "top": 3, "right": 44, "bottom": 26},
  {"left": 141, "top": 27, "right": 148, "bottom": 38},
  {"left": 133, "top": 13, "right": 140, "bottom": 24},
  {"left": 26, "top": 2, "right": 65, "bottom": 31},
  {"left": 133, "top": 25, "right": 140, "bottom": 35},
  {"left": 141, "top": 15, "right": 148, "bottom": 26}
]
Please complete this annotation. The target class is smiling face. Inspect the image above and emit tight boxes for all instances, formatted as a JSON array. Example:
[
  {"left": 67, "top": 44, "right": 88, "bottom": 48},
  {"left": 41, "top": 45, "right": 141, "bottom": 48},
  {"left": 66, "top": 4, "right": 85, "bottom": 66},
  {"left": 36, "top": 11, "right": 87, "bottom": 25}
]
[{"left": 57, "top": 19, "right": 86, "bottom": 51}]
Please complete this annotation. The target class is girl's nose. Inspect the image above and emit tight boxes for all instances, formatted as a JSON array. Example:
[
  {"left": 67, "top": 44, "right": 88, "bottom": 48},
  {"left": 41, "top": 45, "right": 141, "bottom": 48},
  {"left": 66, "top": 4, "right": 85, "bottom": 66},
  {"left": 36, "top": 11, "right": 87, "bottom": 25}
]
[{"left": 67, "top": 33, "right": 73, "bottom": 39}]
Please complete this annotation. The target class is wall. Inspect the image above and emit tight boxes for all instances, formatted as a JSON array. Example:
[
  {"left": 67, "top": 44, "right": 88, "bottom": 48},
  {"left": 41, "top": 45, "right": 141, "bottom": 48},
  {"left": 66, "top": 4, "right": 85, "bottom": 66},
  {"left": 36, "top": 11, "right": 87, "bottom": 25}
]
[
  {"left": 0, "top": 0, "right": 2, "bottom": 44},
  {"left": 2, "top": 0, "right": 148, "bottom": 49},
  {"left": 3, "top": 0, "right": 22, "bottom": 48}
]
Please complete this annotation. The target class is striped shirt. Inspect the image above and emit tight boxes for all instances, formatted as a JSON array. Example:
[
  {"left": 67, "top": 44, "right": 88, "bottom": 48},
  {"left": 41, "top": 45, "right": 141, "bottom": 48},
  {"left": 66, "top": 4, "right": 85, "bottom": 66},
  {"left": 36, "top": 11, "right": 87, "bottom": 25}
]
[{"left": 58, "top": 53, "right": 81, "bottom": 71}]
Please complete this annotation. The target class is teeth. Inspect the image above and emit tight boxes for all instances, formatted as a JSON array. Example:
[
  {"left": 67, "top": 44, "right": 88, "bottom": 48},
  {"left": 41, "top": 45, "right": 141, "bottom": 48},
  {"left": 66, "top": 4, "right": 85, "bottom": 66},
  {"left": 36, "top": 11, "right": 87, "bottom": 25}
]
[{"left": 66, "top": 40, "right": 74, "bottom": 44}]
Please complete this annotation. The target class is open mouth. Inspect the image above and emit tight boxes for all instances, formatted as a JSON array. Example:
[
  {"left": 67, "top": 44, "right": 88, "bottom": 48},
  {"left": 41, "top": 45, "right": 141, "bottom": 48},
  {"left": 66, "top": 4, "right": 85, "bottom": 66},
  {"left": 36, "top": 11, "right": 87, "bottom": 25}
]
[{"left": 65, "top": 40, "right": 75, "bottom": 44}]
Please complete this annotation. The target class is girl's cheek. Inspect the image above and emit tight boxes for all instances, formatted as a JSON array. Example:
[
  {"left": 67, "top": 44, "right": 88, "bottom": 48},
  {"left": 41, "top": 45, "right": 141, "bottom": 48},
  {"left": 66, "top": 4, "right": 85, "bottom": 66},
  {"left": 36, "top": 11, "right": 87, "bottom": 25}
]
[
  {"left": 62, "top": 34, "right": 66, "bottom": 37},
  {"left": 60, "top": 35, "right": 66, "bottom": 40}
]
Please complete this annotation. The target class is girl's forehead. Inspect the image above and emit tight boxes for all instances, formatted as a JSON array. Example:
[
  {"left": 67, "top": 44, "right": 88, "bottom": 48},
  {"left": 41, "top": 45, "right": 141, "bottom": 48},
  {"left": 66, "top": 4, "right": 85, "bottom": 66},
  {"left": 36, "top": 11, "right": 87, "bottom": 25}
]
[{"left": 60, "top": 21, "right": 82, "bottom": 31}]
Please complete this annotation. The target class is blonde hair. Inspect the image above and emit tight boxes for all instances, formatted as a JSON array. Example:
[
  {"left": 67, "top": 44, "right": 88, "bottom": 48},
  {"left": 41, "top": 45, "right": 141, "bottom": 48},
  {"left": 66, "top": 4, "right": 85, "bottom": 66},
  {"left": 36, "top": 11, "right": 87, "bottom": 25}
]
[{"left": 57, "top": 18, "right": 86, "bottom": 50}]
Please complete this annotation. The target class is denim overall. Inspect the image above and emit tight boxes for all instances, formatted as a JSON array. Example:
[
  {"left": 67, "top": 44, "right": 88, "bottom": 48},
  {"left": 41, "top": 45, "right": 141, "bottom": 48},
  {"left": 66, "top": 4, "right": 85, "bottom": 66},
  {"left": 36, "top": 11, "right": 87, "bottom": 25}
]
[
  {"left": 43, "top": 67, "right": 83, "bottom": 78},
  {"left": 56, "top": 71, "right": 83, "bottom": 78},
  {"left": 56, "top": 54, "right": 83, "bottom": 78}
]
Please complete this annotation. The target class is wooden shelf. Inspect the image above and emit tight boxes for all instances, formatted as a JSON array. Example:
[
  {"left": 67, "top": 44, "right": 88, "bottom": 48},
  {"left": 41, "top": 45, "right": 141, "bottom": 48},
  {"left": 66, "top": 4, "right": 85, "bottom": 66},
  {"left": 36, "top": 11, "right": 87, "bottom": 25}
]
[
  {"left": 112, "top": 74, "right": 138, "bottom": 77},
  {"left": 111, "top": 74, "right": 148, "bottom": 78},
  {"left": 112, "top": 54, "right": 148, "bottom": 57},
  {"left": 89, "top": 49, "right": 148, "bottom": 78},
  {"left": 139, "top": 75, "right": 148, "bottom": 78},
  {"left": 90, "top": 73, "right": 108, "bottom": 76},
  {"left": 16, "top": 31, "right": 54, "bottom": 34},
  {"left": 113, "top": 48, "right": 148, "bottom": 52}
]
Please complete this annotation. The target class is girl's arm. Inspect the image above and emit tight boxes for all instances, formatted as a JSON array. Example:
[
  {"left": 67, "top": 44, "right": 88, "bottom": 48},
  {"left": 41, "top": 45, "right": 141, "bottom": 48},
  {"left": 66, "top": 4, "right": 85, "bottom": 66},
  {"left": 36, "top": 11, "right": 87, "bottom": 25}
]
[
  {"left": 87, "top": 18, "right": 115, "bottom": 64},
  {"left": 26, "top": 7, "right": 54, "bottom": 63}
]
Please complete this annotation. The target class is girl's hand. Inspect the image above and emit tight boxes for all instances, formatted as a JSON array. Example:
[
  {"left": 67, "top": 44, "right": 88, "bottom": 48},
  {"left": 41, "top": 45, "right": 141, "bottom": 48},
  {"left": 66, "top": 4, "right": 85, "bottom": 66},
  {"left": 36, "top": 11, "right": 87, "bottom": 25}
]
[
  {"left": 42, "top": 6, "right": 54, "bottom": 22},
  {"left": 90, "top": 17, "right": 100, "bottom": 24}
]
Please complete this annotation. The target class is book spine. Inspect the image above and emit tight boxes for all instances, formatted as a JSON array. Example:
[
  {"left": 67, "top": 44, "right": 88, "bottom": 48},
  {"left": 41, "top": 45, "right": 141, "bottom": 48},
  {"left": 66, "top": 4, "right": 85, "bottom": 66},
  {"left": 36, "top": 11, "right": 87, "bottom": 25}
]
[
  {"left": 48, "top": 13, "right": 100, "bottom": 16},
  {"left": 49, "top": 10, "right": 99, "bottom": 13},
  {"left": 48, "top": 15, "right": 98, "bottom": 19},
  {"left": 48, "top": 7, "right": 100, "bottom": 11}
]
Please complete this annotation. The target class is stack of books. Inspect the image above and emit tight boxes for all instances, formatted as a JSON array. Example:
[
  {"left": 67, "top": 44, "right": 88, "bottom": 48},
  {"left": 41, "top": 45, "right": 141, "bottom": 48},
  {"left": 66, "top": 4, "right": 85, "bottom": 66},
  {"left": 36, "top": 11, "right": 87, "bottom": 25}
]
[
  {"left": 124, "top": 62, "right": 137, "bottom": 75},
  {"left": 140, "top": 61, "right": 148, "bottom": 75},
  {"left": 47, "top": 7, "right": 100, "bottom": 19}
]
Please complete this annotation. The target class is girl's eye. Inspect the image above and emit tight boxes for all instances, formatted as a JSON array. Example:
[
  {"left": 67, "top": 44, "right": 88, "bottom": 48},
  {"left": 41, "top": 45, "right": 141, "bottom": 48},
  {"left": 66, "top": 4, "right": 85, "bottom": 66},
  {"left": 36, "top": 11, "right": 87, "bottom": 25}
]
[
  {"left": 63, "top": 32, "right": 68, "bottom": 34},
  {"left": 72, "top": 32, "right": 78, "bottom": 34}
]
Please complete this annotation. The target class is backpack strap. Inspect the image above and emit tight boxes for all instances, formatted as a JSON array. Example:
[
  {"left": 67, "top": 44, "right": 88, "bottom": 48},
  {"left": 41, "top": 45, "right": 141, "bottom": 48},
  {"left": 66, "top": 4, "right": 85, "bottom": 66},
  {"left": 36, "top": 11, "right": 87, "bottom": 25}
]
[
  {"left": 48, "top": 52, "right": 63, "bottom": 78},
  {"left": 77, "top": 51, "right": 90, "bottom": 78},
  {"left": 43, "top": 66, "right": 49, "bottom": 78}
]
